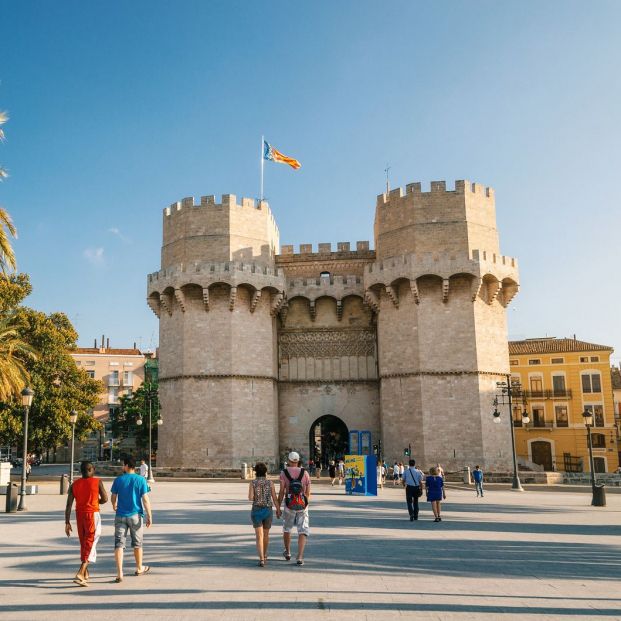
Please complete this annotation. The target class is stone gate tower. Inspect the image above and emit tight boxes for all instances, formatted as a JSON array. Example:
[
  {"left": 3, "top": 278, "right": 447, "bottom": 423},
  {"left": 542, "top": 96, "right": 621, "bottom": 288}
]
[
  {"left": 367, "top": 181, "right": 518, "bottom": 469},
  {"left": 148, "top": 180, "right": 519, "bottom": 472},
  {"left": 147, "top": 195, "right": 285, "bottom": 469}
]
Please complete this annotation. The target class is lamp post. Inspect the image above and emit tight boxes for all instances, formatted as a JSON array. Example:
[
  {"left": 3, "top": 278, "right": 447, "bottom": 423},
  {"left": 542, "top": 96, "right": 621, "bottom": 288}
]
[
  {"left": 69, "top": 410, "right": 79, "bottom": 485},
  {"left": 582, "top": 409, "right": 597, "bottom": 504},
  {"left": 492, "top": 374, "right": 529, "bottom": 492},
  {"left": 18, "top": 387, "right": 34, "bottom": 511},
  {"left": 137, "top": 385, "right": 161, "bottom": 484}
]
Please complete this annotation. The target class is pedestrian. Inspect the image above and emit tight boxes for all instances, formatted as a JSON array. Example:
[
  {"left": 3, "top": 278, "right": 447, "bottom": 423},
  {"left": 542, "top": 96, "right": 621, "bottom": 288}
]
[
  {"left": 308, "top": 459, "right": 316, "bottom": 477},
  {"left": 277, "top": 451, "right": 311, "bottom": 566},
  {"left": 436, "top": 463, "right": 445, "bottom": 479},
  {"left": 426, "top": 466, "right": 445, "bottom": 522},
  {"left": 110, "top": 456, "right": 153, "bottom": 582},
  {"left": 139, "top": 458, "right": 149, "bottom": 480},
  {"left": 65, "top": 461, "right": 108, "bottom": 586},
  {"left": 376, "top": 462, "right": 384, "bottom": 490},
  {"left": 248, "top": 462, "right": 280, "bottom": 567},
  {"left": 399, "top": 462, "right": 405, "bottom": 482},
  {"left": 402, "top": 459, "right": 424, "bottom": 521},
  {"left": 392, "top": 462, "right": 400, "bottom": 486},
  {"left": 328, "top": 460, "right": 337, "bottom": 486},
  {"left": 382, "top": 461, "right": 388, "bottom": 485},
  {"left": 337, "top": 458, "right": 345, "bottom": 485},
  {"left": 473, "top": 465, "right": 484, "bottom": 497}
]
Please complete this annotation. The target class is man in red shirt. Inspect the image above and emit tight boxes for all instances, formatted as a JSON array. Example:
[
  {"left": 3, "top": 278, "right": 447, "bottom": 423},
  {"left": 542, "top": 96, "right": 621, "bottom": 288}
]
[
  {"left": 65, "top": 461, "right": 108, "bottom": 586},
  {"left": 277, "top": 451, "right": 311, "bottom": 566}
]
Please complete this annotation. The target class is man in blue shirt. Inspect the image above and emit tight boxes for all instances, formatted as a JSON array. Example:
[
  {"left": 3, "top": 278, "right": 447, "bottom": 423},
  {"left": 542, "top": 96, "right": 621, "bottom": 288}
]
[
  {"left": 472, "top": 465, "right": 484, "bottom": 497},
  {"left": 111, "top": 456, "right": 153, "bottom": 582}
]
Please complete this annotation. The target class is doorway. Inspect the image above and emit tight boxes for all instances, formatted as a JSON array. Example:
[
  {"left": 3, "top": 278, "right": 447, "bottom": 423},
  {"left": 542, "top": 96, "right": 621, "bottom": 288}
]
[
  {"left": 531, "top": 440, "right": 553, "bottom": 471},
  {"left": 593, "top": 457, "right": 606, "bottom": 473},
  {"left": 309, "top": 415, "right": 349, "bottom": 469}
]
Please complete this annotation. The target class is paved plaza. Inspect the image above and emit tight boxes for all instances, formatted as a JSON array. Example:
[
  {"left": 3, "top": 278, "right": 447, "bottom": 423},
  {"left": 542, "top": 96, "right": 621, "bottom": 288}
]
[{"left": 1, "top": 480, "right": 620, "bottom": 620}]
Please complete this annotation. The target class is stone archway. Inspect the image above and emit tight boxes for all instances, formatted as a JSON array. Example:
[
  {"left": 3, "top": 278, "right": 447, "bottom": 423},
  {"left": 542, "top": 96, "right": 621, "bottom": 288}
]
[
  {"left": 531, "top": 440, "right": 553, "bottom": 471},
  {"left": 309, "top": 415, "right": 349, "bottom": 470}
]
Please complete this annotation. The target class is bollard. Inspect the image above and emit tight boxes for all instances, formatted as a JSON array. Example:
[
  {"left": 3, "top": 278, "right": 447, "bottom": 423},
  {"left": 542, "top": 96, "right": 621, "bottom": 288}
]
[
  {"left": 241, "top": 463, "right": 248, "bottom": 480},
  {"left": 592, "top": 484, "right": 606, "bottom": 507},
  {"left": 5, "top": 483, "right": 18, "bottom": 513},
  {"left": 463, "top": 466, "right": 472, "bottom": 485},
  {"left": 60, "top": 474, "right": 69, "bottom": 495}
]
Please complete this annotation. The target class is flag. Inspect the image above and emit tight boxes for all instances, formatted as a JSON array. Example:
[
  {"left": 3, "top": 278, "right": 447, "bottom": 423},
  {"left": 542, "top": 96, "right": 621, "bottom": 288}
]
[{"left": 263, "top": 141, "right": 301, "bottom": 170}]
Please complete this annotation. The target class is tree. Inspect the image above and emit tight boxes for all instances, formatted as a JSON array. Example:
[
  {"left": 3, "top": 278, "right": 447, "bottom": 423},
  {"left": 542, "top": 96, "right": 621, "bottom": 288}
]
[
  {"left": 113, "top": 382, "right": 160, "bottom": 454},
  {"left": 0, "top": 111, "right": 17, "bottom": 274},
  {"left": 0, "top": 308, "right": 102, "bottom": 452},
  {"left": 0, "top": 313, "right": 37, "bottom": 401},
  {"left": 0, "top": 273, "right": 32, "bottom": 313}
]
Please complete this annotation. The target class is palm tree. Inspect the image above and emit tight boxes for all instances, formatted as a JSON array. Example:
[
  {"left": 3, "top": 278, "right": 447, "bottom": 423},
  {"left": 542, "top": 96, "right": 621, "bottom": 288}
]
[
  {"left": 0, "top": 313, "right": 37, "bottom": 402},
  {"left": 1, "top": 111, "right": 17, "bottom": 274}
]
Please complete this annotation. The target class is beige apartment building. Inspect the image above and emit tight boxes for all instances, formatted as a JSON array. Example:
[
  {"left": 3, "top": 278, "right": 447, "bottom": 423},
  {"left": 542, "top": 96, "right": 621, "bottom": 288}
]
[{"left": 70, "top": 337, "right": 147, "bottom": 460}]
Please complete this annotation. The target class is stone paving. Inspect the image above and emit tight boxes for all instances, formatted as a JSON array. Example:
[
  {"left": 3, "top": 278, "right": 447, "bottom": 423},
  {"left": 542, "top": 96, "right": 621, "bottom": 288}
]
[{"left": 0, "top": 480, "right": 620, "bottom": 620}]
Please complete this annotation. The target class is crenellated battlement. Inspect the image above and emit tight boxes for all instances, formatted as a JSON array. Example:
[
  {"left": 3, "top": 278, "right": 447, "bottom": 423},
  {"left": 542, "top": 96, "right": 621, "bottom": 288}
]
[
  {"left": 165, "top": 194, "right": 273, "bottom": 217},
  {"left": 278, "top": 241, "right": 372, "bottom": 256},
  {"left": 376, "top": 180, "right": 494, "bottom": 207},
  {"left": 149, "top": 259, "right": 285, "bottom": 285}
]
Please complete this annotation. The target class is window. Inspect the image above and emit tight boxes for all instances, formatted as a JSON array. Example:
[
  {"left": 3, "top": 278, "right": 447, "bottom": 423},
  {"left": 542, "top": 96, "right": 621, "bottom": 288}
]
[
  {"left": 580, "top": 356, "right": 589, "bottom": 363},
  {"left": 555, "top": 405, "right": 568, "bottom": 427},
  {"left": 510, "top": 359, "right": 519, "bottom": 366},
  {"left": 108, "top": 387, "right": 119, "bottom": 404},
  {"left": 86, "top": 360, "right": 95, "bottom": 366},
  {"left": 551, "top": 357, "right": 564, "bottom": 364},
  {"left": 123, "top": 371, "right": 133, "bottom": 386},
  {"left": 530, "top": 376, "right": 543, "bottom": 395},
  {"left": 123, "top": 362, "right": 134, "bottom": 367},
  {"left": 513, "top": 406, "right": 523, "bottom": 427},
  {"left": 590, "top": 356, "right": 599, "bottom": 362},
  {"left": 584, "top": 404, "right": 605, "bottom": 427},
  {"left": 532, "top": 407, "right": 546, "bottom": 427},
  {"left": 125, "top": 387, "right": 133, "bottom": 398},
  {"left": 109, "top": 370, "right": 119, "bottom": 386},
  {"left": 582, "top": 373, "right": 601, "bottom": 393},
  {"left": 592, "top": 433, "right": 606, "bottom": 448},
  {"left": 528, "top": 359, "right": 541, "bottom": 365},
  {"left": 86, "top": 370, "right": 95, "bottom": 379},
  {"left": 552, "top": 375, "right": 566, "bottom": 395},
  {"left": 75, "top": 360, "right": 82, "bottom": 366}
]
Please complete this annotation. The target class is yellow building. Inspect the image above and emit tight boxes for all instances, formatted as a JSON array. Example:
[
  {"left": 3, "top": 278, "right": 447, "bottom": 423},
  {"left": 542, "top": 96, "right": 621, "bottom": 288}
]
[{"left": 508, "top": 337, "right": 619, "bottom": 474}]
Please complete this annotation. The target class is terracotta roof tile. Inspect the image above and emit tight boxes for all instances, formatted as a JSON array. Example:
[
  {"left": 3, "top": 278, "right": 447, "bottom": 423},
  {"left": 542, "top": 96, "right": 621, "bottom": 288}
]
[{"left": 508, "top": 338, "right": 613, "bottom": 355}]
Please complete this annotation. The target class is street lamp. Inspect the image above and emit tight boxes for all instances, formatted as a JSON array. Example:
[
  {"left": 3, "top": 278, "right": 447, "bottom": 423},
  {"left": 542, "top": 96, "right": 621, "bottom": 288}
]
[
  {"left": 18, "top": 387, "right": 34, "bottom": 511},
  {"left": 69, "top": 410, "right": 79, "bottom": 485},
  {"left": 492, "top": 375, "right": 528, "bottom": 492},
  {"left": 137, "top": 385, "right": 160, "bottom": 484},
  {"left": 582, "top": 409, "right": 604, "bottom": 506}
]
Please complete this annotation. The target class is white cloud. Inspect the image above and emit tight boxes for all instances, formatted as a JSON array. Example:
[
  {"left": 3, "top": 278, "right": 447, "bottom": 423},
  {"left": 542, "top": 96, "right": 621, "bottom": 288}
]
[
  {"left": 83, "top": 247, "right": 105, "bottom": 266},
  {"left": 108, "top": 227, "right": 131, "bottom": 243}
]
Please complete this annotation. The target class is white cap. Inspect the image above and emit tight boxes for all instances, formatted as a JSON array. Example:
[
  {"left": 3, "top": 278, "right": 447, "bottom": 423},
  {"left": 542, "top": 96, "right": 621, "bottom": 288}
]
[{"left": 288, "top": 451, "right": 300, "bottom": 463}]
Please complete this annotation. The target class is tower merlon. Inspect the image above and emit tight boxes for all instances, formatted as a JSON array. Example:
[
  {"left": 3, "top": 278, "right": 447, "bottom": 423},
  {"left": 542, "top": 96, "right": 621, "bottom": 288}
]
[
  {"left": 277, "top": 241, "right": 372, "bottom": 257},
  {"left": 163, "top": 194, "right": 274, "bottom": 216},
  {"left": 376, "top": 180, "right": 495, "bottom": 207}
]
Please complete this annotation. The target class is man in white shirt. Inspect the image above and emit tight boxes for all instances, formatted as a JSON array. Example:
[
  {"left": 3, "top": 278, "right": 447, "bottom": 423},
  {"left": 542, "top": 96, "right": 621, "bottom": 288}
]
[
  {"left": 139, "top": 459, "right": 149, "bottom": 480},
  {"left": 402, "top": 459, "right": 424, "bottom": 521}
]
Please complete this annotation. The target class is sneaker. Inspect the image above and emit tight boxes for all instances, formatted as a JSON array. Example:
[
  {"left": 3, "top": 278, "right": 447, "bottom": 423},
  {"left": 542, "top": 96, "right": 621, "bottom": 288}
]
[
  {"left": 296, "top": 559, "right": 304, "bottom": 566},
  {"left": 283, "top": 550, "right": 291, "bottom": 561},
  {"left": 410, "top": 516, "right": 414, "bottom": 522}
]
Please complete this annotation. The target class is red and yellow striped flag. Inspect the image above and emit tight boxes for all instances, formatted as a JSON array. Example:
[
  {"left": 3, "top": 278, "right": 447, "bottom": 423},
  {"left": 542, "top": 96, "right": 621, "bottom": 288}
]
[{"left": 263, "top": 141, "right": 301, "bottom": 170}]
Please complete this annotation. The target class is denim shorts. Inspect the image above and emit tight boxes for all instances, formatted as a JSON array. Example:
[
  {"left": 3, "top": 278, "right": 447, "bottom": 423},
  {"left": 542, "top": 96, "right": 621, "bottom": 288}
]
[
  {"left": 114, "top": 514, "right": 144, "bottom": 549},
  {"left": 251, "top": 506, "right": 273, "bottom": 529}
]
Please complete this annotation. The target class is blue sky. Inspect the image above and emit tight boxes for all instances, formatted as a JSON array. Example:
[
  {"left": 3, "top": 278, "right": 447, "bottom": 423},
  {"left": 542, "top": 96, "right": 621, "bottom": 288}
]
[{"left": 1, "top": 1, "right": 620, "bottom": 361}]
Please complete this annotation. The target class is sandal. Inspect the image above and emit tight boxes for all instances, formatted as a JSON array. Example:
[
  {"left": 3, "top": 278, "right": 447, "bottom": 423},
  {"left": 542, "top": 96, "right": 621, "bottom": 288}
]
[
  {"left": 258, "top": 559, "right": 266, "bottom": 567},
  {"left": 296, "top": 559, "right": 305, "bottom": 566},
  {"left": 73, "top": 577, "right": 88, "bottom": 587},
  {"left": 114, "top": 577, "right": 123, "bottom": 583},
  {"left": 135, "top": 565, "right": 151, "bottom": 576},
  {"left": 283, "top": 550, "right": 291, "bottom": 561}
]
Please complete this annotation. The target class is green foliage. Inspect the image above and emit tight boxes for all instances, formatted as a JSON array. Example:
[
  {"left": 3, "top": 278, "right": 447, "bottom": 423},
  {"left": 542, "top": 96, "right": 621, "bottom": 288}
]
[
  {"left": 0, "top": 273, "right": 32, "bottom": 312},
  {"left": 113, "top": 383, "right": 160, "bottom": 453},
  {"left": 0, "top": 312, "right": 37, "bottom": 401},
  {"left": 0, "top": 308, "right": 102, "bottom": 451}
]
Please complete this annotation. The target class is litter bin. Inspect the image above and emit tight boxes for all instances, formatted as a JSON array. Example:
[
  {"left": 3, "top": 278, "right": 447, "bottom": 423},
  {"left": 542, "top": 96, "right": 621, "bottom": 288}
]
[
  {"left": 60, "top": 474, "right": 69, "bottom": 495},
  {"left": 592, "top": 484, "right": 606, "bottom": 507},
  {"left": 5, "top": 483, "right": 18, "bottom": 513}
]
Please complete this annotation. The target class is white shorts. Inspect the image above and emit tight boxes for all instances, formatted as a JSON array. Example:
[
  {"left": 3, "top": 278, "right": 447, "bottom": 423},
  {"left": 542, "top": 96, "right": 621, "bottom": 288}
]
[{"left": 282, "top": 507, "right": 310, "bottom": 537}]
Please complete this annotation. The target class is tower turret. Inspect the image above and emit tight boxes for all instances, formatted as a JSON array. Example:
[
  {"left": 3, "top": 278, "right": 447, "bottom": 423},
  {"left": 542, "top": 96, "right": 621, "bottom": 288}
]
[
  {"left": 148, "top": 195, "right": 284, "bottom": 470},
  {"left": 367, "top": 180, "right": 519, "bottom": 470}
]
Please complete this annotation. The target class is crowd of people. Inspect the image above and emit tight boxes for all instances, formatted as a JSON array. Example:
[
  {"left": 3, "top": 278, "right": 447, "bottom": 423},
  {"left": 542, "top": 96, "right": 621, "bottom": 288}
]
[{"left": 64, "top": 452, "right": 486, "bottom": 584}]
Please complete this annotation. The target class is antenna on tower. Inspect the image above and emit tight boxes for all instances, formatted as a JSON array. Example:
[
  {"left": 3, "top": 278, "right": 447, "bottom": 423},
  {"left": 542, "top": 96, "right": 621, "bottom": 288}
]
[{"left": 384, "top": 164, "right": 391, "bottom": 193}]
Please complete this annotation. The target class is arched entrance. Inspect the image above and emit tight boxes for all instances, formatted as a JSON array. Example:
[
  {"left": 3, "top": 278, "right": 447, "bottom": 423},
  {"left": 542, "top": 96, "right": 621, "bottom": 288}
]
[
  {"left": 309, "top": 415, "right": 348, "bottom": 469},
  {"left": 531, "top": 440, "right": 553, "bottom": 471}
]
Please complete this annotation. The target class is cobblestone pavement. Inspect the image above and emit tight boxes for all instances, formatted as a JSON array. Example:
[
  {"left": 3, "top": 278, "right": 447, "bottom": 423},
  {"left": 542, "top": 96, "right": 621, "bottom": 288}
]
[{"left": 1, "top": 481, "right": 620, "bottom": 620}]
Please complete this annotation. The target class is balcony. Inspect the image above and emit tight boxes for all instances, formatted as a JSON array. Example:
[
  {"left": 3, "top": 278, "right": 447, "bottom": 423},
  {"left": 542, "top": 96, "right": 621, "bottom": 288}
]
[
  {"left": 522, "top": 389, "right": 572, "bottom": 400},
  {"left": 522, "top": 421, "right": 554, "bottom": 431}
]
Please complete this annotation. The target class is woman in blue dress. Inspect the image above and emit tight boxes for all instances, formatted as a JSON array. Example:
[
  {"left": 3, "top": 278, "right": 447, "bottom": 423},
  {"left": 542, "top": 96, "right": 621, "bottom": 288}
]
[{"left": 425, "top": 466, "right": 444, "bottom": 522}]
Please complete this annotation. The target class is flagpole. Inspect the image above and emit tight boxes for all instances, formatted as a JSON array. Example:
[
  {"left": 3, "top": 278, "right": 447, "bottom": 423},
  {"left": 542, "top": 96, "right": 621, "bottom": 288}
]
[{"left": 260, "top": 135, "right": 264, "bottom": 202}]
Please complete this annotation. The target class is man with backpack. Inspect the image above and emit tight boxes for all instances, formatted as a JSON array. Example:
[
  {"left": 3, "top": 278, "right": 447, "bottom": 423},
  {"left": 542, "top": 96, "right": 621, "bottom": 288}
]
[{"left": 277, "top": 451, "right": 311, "bottom": 566}]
